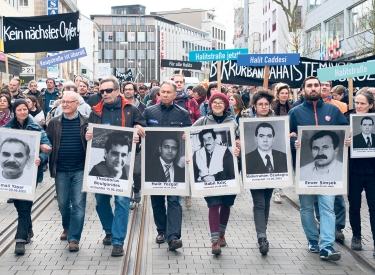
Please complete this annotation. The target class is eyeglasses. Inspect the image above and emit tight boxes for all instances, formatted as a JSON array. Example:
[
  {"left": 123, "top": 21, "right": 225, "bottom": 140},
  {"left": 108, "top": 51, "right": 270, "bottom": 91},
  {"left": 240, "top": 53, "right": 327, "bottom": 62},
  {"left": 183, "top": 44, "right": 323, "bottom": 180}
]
[
  {"left": 212, "top": 101, "right": 224, "bottom": 106},
  {"left": 99, "top": 88, "right": 115, "bottom": 94},
  {"left": 61, "top": 100, "right": 77, "bottom": 105},
  {"left": 256, "top": 103, "right": 270, "bottom": 107},
  {"left": 123, "top": 88, "right": 134, "bottom": 91}
]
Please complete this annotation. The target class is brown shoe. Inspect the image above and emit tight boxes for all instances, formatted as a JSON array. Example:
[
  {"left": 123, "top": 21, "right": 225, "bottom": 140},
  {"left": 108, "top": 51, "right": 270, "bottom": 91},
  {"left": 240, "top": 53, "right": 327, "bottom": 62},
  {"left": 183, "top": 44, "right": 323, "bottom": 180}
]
[
  {"left": 211, "top": 241, "right": 221, "bottom": 255},
  {"left": 219, "top": 234, "right": 227, "bottom": 247},
  {"left": 155, "top": 234, "right": 166, "bottom": 244},
  {"left": 60, "top": 230, "right": 68, "bottom": 240},
  {"left": 69, "top": 240, "right": 79, "bottom": 252},
  {"left": 168, "top": 239, "right": 182, "bottom": 250}
]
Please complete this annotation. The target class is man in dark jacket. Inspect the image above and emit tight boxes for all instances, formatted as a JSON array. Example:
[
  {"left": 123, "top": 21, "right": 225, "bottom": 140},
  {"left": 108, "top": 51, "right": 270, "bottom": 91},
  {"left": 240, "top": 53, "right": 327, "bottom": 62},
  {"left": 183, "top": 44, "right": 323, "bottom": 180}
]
[
  {"left": 39, "top": 78, "right": 60, "bottom": 113},
  {"left": 143, "top": 80, "right": 192, "bottom": 251},
  {"left": 86, "top": 76, "right": 146, "bottom": 257},
  {"left": 46, "top": 91, "right": 88, "bottom": 253},
  {"left": 289, "top": 76, "right": 348, "bottom": 262}
]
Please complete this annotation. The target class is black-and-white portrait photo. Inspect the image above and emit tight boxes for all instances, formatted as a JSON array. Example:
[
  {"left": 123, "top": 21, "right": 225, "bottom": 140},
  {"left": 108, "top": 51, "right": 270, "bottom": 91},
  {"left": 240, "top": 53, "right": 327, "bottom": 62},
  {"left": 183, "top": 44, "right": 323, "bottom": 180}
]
[
  {"left": 240, "top": 117, "right": 292, "bottom": 189},
  {"left": 142, "top": 129, "right": 188, "bottom": 196},
  {"left": 187, "top": 124, "right": 240, "bottom": 197},
  {"left": 83, "top": 124, "right": 136, "bottom": 197},
  {"left": 0, "top": 129, "right": 39, "bottom": 201},
  {"left": 296, "top": 126, "right": 349, "bottom": 195},
  {"left": 350, "top": 114, "right": 375, "bottom": 158}
]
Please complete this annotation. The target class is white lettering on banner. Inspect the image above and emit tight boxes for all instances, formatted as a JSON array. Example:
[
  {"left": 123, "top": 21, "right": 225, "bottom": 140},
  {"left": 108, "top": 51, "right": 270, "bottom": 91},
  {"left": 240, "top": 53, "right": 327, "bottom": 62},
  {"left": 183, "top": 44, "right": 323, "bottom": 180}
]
[
  {"left": 3, "top": 22, "right": 78, "bottom": 42},
  {"left": 334, "top": 66, "right": 367, "bottom": 77},
  {"left": 211, "top": 60, "right": 375, "bottom": 85}
]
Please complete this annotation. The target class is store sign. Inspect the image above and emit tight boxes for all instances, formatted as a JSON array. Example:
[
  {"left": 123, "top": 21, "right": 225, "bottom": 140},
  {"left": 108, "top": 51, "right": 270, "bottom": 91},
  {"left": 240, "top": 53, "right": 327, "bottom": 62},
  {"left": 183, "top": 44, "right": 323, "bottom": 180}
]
[{"left": 21, "top": 66, "right": 36, "bottom": 75}]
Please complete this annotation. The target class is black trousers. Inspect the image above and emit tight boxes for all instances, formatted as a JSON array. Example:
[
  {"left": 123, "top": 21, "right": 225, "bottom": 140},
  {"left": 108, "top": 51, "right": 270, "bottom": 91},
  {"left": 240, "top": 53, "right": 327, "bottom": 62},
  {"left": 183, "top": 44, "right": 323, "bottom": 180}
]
[
  {"left": 14, "top": 199, "right": 33, "bottom": 242},
  {"left": 348, "top": 172, "right": 375, "bottom": 243}
]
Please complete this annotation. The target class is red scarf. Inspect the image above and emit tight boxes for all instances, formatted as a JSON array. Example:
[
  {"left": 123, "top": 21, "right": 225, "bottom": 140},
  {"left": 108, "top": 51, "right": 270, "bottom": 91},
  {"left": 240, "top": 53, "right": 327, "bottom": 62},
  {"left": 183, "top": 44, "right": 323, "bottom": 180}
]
[
  {"left": 195, "top": 96, "right": 206, "bottom": 106},
  {"left": 0, "top": 109, "right": 11, "bottom": 126}
]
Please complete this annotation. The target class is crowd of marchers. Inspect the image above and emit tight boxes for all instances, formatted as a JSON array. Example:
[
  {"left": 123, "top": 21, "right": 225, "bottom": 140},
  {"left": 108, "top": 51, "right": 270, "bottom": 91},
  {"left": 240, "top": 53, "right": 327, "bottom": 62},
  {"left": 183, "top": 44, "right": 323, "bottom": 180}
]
[{"left": 0, "top": 74, "right": 374, "bottom": 262}]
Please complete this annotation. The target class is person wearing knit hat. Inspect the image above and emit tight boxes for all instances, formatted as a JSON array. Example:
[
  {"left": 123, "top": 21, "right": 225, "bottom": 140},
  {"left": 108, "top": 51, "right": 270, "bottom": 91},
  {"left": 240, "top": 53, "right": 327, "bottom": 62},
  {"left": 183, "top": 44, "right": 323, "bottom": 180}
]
[
  {"left": 12, "top": 99, "right": 30, "bottom": 116},
  {"left": 191, "top": 90, "right": 240, "bottom": 255},
  {"left": 146, "top": 86, "right": 160, "bottom": 107}
]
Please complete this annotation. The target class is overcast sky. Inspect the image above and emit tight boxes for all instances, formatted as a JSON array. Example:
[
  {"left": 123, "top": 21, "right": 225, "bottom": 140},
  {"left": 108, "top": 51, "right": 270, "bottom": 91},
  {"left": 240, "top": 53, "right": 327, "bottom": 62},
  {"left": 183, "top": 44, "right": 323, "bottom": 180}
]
[{"left": 77, "top": 0, "right": 235, "bottom": 46}]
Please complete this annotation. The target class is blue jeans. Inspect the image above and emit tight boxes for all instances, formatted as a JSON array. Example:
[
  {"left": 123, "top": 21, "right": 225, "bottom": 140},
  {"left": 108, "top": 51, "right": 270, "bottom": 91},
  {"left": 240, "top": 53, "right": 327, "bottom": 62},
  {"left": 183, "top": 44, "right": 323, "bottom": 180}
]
[
  {"left": 95, "top": 194, "right": 130, "bottom": 246},
  {"left": 314, "top": 195, "right": 346, "bottom": 230},
  {"left": 55, "top": 170, "right": 87, "bottom": 243},
  {"left": 300, "top": 194, "right": 335, "bottom": 250},
  {"left": 151, "top": 195, "right": 182, "bottom": 243}
]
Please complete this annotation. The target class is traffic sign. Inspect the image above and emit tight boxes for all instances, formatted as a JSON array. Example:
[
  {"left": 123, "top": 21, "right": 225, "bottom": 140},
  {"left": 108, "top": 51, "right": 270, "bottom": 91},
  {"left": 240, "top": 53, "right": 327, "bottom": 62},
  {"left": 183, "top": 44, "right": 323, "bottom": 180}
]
[
  {"left": 189, "top": 48, "right": 248, "bottom": 62},
  {"left": 317, "top": 61, "right": 375, "bottom": 82},
  {"left": 48, "top": 9, "right": 58, "bottom": 15},
  {"left": 237, "top": 53, "right": 300, "bottom": 66},
  {"left": 47, "top": 0, "right": 58, "bottom": 9}
]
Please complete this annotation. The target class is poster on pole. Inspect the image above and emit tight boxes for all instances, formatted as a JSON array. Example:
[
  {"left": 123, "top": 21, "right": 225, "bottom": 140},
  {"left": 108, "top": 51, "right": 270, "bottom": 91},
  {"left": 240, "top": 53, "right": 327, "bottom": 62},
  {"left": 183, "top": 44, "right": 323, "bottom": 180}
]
[
  {"left": 82, "top": 124, "right": 137, "bottom": 197},
  {"left": 295, "top": 126, "right": 349, "bottom": 195},
  {"left": 0, "top": 128, "right": 40, "bottom": 201}
]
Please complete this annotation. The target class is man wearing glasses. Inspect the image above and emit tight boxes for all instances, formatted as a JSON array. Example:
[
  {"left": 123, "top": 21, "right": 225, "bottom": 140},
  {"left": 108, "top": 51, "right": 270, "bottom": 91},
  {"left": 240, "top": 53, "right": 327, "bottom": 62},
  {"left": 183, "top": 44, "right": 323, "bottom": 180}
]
[
  {"left": 85, "top": 76, "right": 146, "bottom": 257},
  {"left": 289, "top": 76, "right": 348, "bottom": 261},
  {"left": 46, "top": 91, "right": 88, "bottom": 253}
]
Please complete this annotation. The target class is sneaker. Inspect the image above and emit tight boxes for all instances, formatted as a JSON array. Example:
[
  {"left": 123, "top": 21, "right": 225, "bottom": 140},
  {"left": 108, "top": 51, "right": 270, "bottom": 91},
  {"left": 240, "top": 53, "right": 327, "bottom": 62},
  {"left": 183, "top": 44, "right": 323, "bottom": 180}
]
[
  {"left": 26, "top": 229, "right": 34, "bottom": 244},
  {"left": 219, "top": 234, "right": 227, "bottom": 247},
  {"left": 280, "top": 190, "right": 286, "bottom": 197},
  {"left": 211, "top": 241, "right": 221, "bottom": 255},
  {"left": 134, "top": 192, "right": 141, "bottom": 203},
  {"left": 273, "top": 193, "right": 282, "bottom": 204},
  {"left": 320, "top": 246, "right": 341, "bottom": 261},
  {"left": 351, "top": 236, "right": 362, "bottom": 250},
  {"left": 60, "top": 230, "right": 68, "bottom": 240},
  {"left": 155, "top": 233, "right": 166, "bottom": 244},
  {"left": 69, "top": 240, "right": 79, "bottom": 252},
  {"left": 184, "top": 196, "right": 192, "bottom": 208},
  {"left": 14, "top": 242, "right": 25, "bottom": 255},
  {"left": 103, "top": 233, "right": 113, "bottom": 245},
  {"left": 258, "top": 238, "right": 269, "bottom": 255},
  {"left": 111, "top": 244, "right": 124, "bottom": 257},
  {"left": 308, "top": 240, "right": 319, "bottom": 253},
  {"left": 168, "top": 239, "right": 183, "bottom": 250},
  {"left": 335, "top": 229, "right": 345, "bottom": 241}
]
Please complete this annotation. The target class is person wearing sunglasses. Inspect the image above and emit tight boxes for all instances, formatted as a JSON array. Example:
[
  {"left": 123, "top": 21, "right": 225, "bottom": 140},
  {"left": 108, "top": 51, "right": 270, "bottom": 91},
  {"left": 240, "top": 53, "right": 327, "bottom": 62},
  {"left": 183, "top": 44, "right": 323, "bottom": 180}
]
[{"left": 85, "top": 76, "right": 147, "bottom": 257}]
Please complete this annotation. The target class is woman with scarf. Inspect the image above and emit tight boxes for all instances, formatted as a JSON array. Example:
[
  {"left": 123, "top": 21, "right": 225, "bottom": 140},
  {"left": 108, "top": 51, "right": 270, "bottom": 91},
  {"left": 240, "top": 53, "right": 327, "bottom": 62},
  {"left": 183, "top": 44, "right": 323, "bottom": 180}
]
[
  {"left": 3, "top": 99, "right": 52, "bottom": 256},
  {"left": 245, "top": 90, "right": 276, "bottom": 255},
  {"left": 192, "top": 84, "right": 207, "bottom": 107},
  {"left": 0, "top": 93, "right": 12, "bottom": 127},
  {"left": 270, "top": 83, "right": 293, "bottom": 203},
  {"left": 191, "top": 93, "right": 240, "bottom": 255},
  {"left": 25, "top": 95, "right": 45, "bottom": 128}
]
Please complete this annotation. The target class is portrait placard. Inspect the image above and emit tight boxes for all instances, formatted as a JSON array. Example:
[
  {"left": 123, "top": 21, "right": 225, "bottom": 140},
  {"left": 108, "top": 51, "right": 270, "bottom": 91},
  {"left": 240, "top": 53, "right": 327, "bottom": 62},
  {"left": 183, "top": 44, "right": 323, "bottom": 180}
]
[
  {"left": 82, "top": 124, "right": 137, "bottom": 197},
  {"left": 240, "top": 117, "right": 293, "bottom": 189},
  {"left": 186, "top": 124, "right": 240, "bottom": 197},
  {"left": 296, "top": 126, "right": 349, "bottom": 195},
  {"left": 0, "top": 128, "right": 40, "bottom": 201},
  {"left": 141, "top": 128, "right": 189, "bottom": 196},
  {"left": 350, "top": 113, "right": 375, "bottom": 158}
]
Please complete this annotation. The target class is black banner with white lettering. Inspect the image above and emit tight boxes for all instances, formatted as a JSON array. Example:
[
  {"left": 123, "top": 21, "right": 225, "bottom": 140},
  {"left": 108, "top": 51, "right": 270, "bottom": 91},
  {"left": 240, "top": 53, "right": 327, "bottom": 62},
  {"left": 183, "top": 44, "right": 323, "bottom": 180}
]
[
  {"left": 116, "top": 69, "right": 133, "bottom": 82},
  {"left": 161, "top": 59, "right": 202, "bottom": 70},
  {"left": 3, "top": 12, "right": 80, "bottom": 53},
  {"left": 209, "top": 56, "right": 375, "bottom": 88}
]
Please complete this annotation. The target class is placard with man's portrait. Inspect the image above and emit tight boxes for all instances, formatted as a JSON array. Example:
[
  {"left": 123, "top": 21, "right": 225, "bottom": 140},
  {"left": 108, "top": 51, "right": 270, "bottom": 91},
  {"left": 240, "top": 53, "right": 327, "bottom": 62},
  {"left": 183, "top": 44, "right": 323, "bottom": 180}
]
[
  {"left": 186, "top": 124, "right": 240, "bottom": 197},
  {"left": 0, "top": 128, "right": 40, "bottom": 201},
  {"left": 350, "top": 113, "right": 375, "bottom": 158},
  {"left": 240, "top": 117, "right": 293, "bottom": 189},
  {"left": 295, "top": 126, "right": 349, "bottom": 195},
  {"left": 82, "top": 124, "right": 137, "bottom": 197},
  {"left": 141, "top": 128, "right": 189, "bottom": 196}
]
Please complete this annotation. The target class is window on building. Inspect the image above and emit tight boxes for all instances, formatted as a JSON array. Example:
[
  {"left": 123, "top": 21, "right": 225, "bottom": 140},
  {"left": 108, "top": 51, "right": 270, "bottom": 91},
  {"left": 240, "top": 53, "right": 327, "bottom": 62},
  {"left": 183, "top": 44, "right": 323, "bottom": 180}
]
[
  {"left": 325, "top": 12, "right": 344, "bottom": 41},
  {"left": 138, "top": 50, "right": 145, "bottom": 59},
  {"left": 138, "top": 32, "right": 146, "bottom": 42},
  {"left": 20, "top": 0, "right": 28, "bottom": 6},
  {"left": 116, "top": 50, "right": 125, "bottom": 59},
  {"left": 98, "top": 32, "right": 102, "bottom": 42},
  {"left": 140, "top": 17, "right": 146, "bottom": 26},
  {"left": 98, "top": 50, "right": 102, "bottom": 60},
  {"left": 104, "top": 50, "right": 113, "bottom": 60},
  {"left": 147, "top": 50, "right": 155, "bottom": 59},
  {"left": 130, "top": 17, "right": 136, "bottom": 25},
  {"left": 147, "top": 32, "right": 155, "bottom": 42},
  {"left": 272, "top": 40, "right": 276, "bottom": 53},
  {"left": 104, "top": 32, "right": 113, "bottom": 42},
  {"left": 308, "top": 0, "right": 322, "bottom": 11},
  {"left": 212, "top": 27, "right": 215, "bottom": 38},
  {"left": 349, "top": 0, "right": 373, "bottom": 35},
  {"left": 121, "top": 17, "right": 127, "bottom": 25},
  {"left": 127, "top": 50, "right": 135, "bottom": 59},
  {"left": 112, "top": 17, "right": 117, "bottom": 25},
  {"left": 272, "top": 10, "right": 276, "bottom": 32},
  {"left": 306, "top": 24, "right": 321, "bottom": 52},
  {"left": 116, "top": 32, "right": 125, "bottom": 42}
]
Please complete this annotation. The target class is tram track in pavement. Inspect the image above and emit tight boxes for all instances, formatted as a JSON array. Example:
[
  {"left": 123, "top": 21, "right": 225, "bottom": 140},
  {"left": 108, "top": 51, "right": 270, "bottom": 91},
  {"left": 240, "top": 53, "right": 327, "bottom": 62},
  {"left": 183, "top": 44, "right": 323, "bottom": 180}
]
[{"left": 283, "top": 194, "right": 375, "bottom": 275}]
